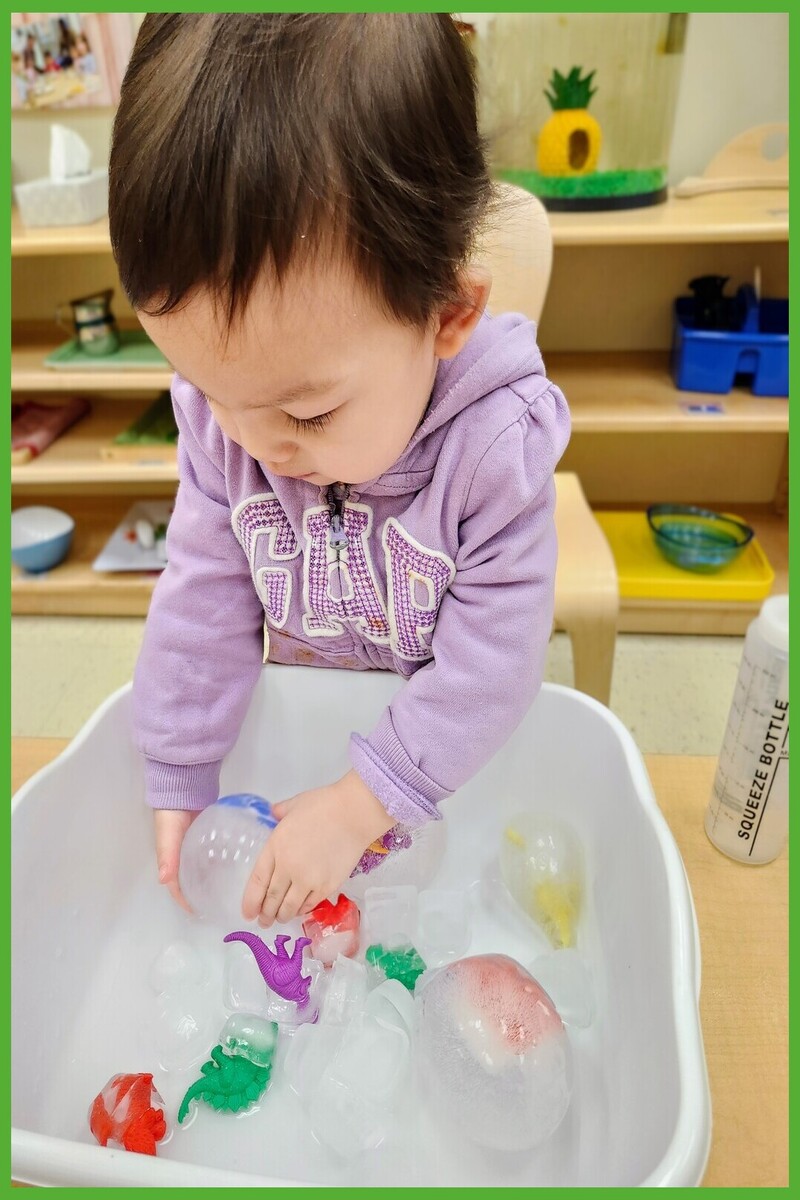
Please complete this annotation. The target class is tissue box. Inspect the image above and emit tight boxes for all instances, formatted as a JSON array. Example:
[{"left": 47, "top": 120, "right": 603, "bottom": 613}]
[{"left": 14, "top": 168, "right": 108, "bottom": 228}]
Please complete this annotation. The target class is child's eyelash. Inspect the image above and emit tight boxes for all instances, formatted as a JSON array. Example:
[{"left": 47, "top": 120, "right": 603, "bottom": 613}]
[{"left": 286, "top": 410, "right": 335, "bottom": 433}]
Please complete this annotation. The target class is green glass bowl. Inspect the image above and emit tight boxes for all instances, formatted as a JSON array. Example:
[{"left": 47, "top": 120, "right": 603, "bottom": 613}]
[{"left": 647, "top": 505, "right": 754, "bottom": 573}]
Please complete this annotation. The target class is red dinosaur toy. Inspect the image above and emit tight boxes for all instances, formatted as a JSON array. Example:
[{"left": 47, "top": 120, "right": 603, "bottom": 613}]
[{"left": 89, "top": 1072, "right": 167, "bottom": 1155}]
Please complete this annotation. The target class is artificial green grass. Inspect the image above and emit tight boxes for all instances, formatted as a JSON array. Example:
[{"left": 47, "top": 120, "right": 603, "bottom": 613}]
[{"left": 498, "top": 166, "right": 667, "bottom": 199}]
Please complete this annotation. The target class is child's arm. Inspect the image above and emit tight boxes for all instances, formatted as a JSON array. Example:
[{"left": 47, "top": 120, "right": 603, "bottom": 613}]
[
  {"left": 133, "top": 378, "right": 265, "bottom": 812},
  {"left": 350, "top": 383, "right": 570, "bottom": 828}
]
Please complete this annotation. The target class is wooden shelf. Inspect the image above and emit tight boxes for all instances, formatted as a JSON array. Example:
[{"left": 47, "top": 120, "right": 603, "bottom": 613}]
[
  {"left": 12, "top": 398, "right": 178, "bottom": 490},
  {"left": 548, "top": 351, "right": 789, "bottom": 434},
  {"left": 11, "top": 496, "right": 165, "bottom": 616},
  {"left": 11, "top": 326, "right": 173, "bottom": 393},
  {"left": 11, "top": 208, "right": 112, "bottom": 257},
  {"left": 12, "top": 188, "right": 788, "bottom": 259},
  {"left": 547, "top": 188, "right": 788, "bottom": 246},
  {"left": 11, "top": 493, "right": 787, "bottom": 624},
  {"left": 12, "top": 335, "right": 788, "bottom": 438}
]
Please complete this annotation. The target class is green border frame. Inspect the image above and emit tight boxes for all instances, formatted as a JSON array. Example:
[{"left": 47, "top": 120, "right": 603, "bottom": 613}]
[{"left": 3, "top": 5, "right": 794, "bottom": 1197}]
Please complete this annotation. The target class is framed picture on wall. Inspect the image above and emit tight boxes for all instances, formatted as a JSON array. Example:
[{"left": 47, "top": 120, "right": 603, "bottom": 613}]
[{"left": 11, "top": 12, "right": 136, "bottom": 110}]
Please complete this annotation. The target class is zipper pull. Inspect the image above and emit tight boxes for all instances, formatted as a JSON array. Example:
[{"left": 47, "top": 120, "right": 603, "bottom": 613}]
[{"left": 327, "top": 483, "right": 349, "bottom": 550}]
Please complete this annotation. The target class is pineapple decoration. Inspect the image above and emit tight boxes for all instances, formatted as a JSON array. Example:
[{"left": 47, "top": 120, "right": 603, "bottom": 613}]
[{"left": 536, "top": 66, "right": 602, "bottom": 177}]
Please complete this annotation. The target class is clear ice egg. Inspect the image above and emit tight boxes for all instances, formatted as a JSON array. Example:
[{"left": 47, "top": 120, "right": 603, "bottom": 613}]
[
  {"left": 499, "top": 813, "right": 584, "bottom": 949},
  {"left": 178, "top": 794, "right": 277, "bottom": 925},
  {"left": 415, "top": 954, "right": 572, "bottom": 1151}
]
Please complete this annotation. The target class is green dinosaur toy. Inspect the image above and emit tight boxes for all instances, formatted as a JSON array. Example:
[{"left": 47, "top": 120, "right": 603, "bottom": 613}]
[
  {"left": 178, "top": 1044, "right": 274, "bottom": 1123},
  {"left": 366, "top": 943, "right": 427, "bottom": 991}
]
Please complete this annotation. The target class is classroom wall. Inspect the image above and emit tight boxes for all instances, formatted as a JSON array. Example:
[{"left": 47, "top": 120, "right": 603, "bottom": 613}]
[{"left": 10, "top": 12, "right": 788, "bottom": 187}]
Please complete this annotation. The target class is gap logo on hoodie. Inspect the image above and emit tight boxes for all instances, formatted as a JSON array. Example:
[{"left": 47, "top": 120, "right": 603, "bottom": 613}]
[{"left": 231, "top": 492, "right": 455, "bottom": 662}]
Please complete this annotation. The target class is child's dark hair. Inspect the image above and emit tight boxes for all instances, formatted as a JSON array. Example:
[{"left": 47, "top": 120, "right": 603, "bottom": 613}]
[{"left": 109, "top": 13, "right": 493, "bottom": 328}]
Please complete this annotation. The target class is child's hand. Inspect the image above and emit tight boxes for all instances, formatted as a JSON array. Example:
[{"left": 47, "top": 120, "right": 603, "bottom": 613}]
[
  {"left": 242, "top": 770, "right": 393, "bottom": 926},
  {"left": 154, "top": 809, "right": 198, "bottom": 912}
]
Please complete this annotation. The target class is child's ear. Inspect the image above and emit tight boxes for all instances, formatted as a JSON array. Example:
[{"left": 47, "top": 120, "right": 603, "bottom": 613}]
[{"left": 433, "top": 266, "right": 492, "bottom": 360}]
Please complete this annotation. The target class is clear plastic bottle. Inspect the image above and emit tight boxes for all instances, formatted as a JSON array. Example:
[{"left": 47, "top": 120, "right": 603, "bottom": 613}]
[{"left": 705, "top": 594, "right": 789, "bottom": 864}]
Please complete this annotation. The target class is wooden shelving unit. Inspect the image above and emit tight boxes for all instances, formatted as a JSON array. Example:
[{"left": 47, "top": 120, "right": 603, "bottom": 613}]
[
  {"left": 10, "top": 192, "right": 788, "bottom": 625},
  {"left": 10, "top": 495, "right": 786, "bottom": 629},
  {"left": 13, "top": 188, "right": 788, "bottom": 254},
  {"left": 12, "top": 324, "right": 173, "bottom": 392},
  {"left": 11, "top": 495, "right": 162, "bottom": 616},
  {"left": 11, "top": 208, "right": 112, "bottom": 257},
  {"left": 547, "top": 351, "right": 788, "bottom": 434},
  {"left": 547, "top": 187, "right": 788, "bottom": 246},
  {"left": 12, "top": 398, "right": 178, "bottom": 490}
]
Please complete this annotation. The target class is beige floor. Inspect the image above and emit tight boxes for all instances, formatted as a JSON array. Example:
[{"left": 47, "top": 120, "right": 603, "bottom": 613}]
[{"left": 12, "top": 617, "right": 743, "bottom": 756}]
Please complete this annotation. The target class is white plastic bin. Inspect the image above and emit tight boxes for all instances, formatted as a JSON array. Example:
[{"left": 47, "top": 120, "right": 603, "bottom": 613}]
[{"left": 11, "top": 669, "right": 710, "bottom": 1186}]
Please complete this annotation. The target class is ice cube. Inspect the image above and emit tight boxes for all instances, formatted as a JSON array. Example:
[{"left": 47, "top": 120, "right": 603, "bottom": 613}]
[
  {"left": 283, "top": 1021, "right": 344, "bottom": 1100},
  {"left": 148, "top": 940, "right": 207, "bottom": 994},
  {"left": 264, "top": 957, "right": 323, "bottom": 1031},
  {"left": 364, "top": 885, "right": 418, "bottom": 950},
  {"left": 222, "top": 942, "right": 269, "bottom": 1015},
  {"left": 529, "top": 949, "right": 596, "bottom": 1029},
  {"left": 363, "top": 979, "right": 416, "bottom": 1037},
  {"left": 151, "top": 983, "right": 219, "bottom": 1073},
  {"left": 307, "top": 1012, "right": 410, "bottom": 1158},
  {"left": 332, "top": 1012, "right": 410, "bottom": 1101},
  {"left": 417, "top": 890, "right": 471, "bottom": 964},
  {"left": 319, "top": 955, "right": 368, "bottom": 1025},
  {"left": 308, "top": 1078, "right": 387, "bottom": 1158},
  {"left": 219, "top": 1012, "right": 279, "bottom": 1067},
  {"left": 301, "top": 894, "right": 360, "bottom": 965}
]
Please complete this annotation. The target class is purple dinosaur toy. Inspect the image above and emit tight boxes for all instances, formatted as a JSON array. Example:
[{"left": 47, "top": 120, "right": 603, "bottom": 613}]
[{"left": 224, "top": 931, "right": 314, "bottom": 1008}]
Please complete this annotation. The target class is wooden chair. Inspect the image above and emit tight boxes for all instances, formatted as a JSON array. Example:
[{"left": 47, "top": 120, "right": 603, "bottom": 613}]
[{"left": 483, "top": 185, "right": 619, "bottom": 704}]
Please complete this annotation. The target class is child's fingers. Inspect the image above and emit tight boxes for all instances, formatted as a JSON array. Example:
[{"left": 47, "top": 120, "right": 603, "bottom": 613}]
[
  {"left": 277, "top": 885, "right": 312, "bottom": 925},
  {"left": 299, "top": 892, "right": 324, "bottom": 917},
  {"left": 166, "top": 877, "right": 193, "bottom": 914},
  {"left": 241, "top": 846, "right": 276, "bottom": 921},
  {"left": 270, "top": 796, "right": 296, "bottom": 821},
  {"left": 154, "top": 817, "right": 180, "bottom": 882},
  {"left": 154, "top": 812, "right": 194, "bottom": 912},
  {"left": 258, "top": 874, "right": 291, "bottom": 928}
]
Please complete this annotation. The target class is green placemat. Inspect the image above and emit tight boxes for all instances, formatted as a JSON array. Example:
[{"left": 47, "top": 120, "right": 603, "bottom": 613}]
[
  {"left": 45, "top": 329, "right": 169, "bottom": 370},
  {"left": 113, "top": 392, "right": 178, "bottom": 445}
]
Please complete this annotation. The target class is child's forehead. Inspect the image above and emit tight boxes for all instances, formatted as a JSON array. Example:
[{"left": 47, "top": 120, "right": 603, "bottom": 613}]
[
  {"left": 219, "top": 260, "right": 369, "bottom": 337},
  {"left": 137, "top": 260, "right": 405, "bottom": 398}
]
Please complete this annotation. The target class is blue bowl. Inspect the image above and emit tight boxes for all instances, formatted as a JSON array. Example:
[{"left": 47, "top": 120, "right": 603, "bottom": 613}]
[
  {"left": 11, "top": 506, "right": 75, "bottom": 573},
  {"left": 647, "top": 505, "right": 753, "bottom": 574}
]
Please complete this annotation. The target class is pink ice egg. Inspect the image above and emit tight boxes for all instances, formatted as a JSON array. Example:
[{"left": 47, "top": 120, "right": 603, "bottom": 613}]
[{"left": 416, "top": 954, "right": 572, "bottom": 1151}]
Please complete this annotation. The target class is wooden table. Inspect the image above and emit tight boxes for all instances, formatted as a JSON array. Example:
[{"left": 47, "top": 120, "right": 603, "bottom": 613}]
[{"left": 11, "top": 741, "right": 787, "bottom": 1188}]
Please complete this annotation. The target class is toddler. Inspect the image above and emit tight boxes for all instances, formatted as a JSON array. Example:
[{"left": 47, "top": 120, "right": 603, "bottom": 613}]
[{"left": 109, "top": 14, "right": 570, "bottom": 929}]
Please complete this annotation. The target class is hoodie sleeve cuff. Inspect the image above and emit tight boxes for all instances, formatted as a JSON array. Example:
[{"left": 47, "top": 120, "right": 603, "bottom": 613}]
[
  {"left": 349, "top": 710, "right": 449, "bottom": 829},
  {"left": 144, "top": 758, "right": 222, "bottom": 811}
]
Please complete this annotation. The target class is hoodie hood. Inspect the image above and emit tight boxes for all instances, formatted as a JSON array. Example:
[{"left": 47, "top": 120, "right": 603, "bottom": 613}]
[{"left": 357, "top": 311, "right": 547, "bottom": 497}]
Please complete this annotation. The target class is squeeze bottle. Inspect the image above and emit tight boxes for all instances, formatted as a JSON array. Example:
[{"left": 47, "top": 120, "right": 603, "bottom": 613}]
[{"left": 705, "top": 594, "right": 789, "bottom": 864}]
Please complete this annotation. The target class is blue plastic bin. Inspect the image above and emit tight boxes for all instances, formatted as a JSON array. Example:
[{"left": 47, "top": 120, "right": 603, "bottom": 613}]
[{"left": 672, "top": 285, "right": 788, "bottom": 396}]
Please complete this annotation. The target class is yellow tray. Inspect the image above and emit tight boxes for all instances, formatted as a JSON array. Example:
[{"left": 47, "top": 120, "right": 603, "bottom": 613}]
[{"left": 594, "top": 510, "right": 775, "bottom": 602}]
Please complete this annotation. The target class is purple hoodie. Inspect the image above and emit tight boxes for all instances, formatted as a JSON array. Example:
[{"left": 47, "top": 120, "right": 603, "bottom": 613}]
[{"left": 133, "top": 311, "right": 571, "bottom": 826}]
